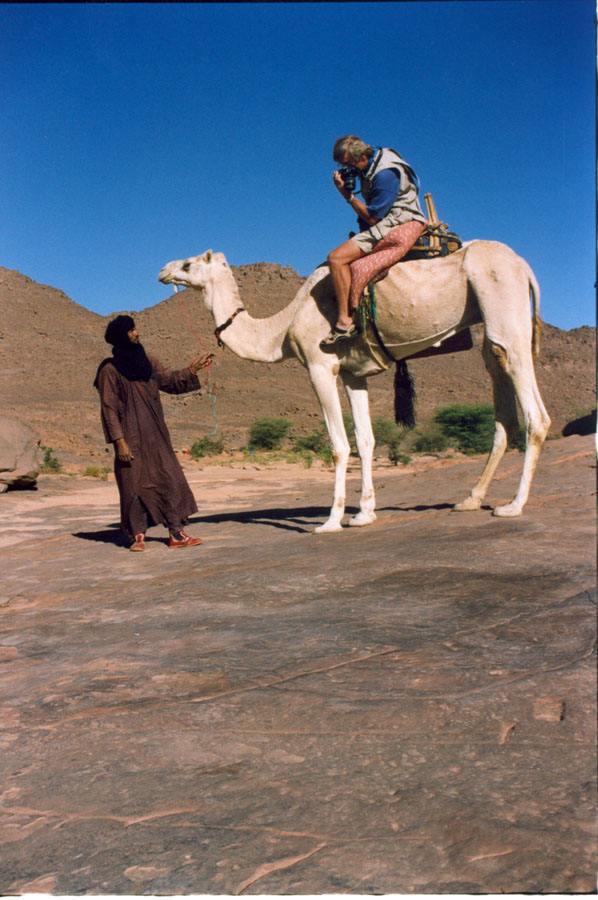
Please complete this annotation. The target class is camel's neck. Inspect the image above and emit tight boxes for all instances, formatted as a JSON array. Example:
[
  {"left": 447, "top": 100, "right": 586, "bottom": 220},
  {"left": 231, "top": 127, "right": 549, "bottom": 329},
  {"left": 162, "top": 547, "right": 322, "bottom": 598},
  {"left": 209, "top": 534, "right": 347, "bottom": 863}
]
[{"left": 203, "top": 268, "right": 300, "bottom": 362}]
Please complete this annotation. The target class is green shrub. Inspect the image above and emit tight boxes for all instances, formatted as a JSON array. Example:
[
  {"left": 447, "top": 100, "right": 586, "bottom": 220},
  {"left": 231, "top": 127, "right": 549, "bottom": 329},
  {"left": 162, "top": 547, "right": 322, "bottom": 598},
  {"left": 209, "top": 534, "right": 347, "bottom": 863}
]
[
  {"left": 372, "top": 417, "right": 401, "bottom": 446},
  {"left": 342, "top": 412, "right": 355, "bottom": 440},
  {"left": 434, "top": 403, "right": 495, "bottom": 455},
  {"left": 412, "top": 426, "right": 449, "bottom": 454},
  {"left": 510, "top": 426, "right": 527, "bottom": 452},
  {"left": 388, "top": 441, "right": 411, "bottom": 466},
  {"left": 248, "top": 417, "right": 292, "bottom": 450},
  {"left": 293, "top": 430, "right": 333, "bottom": 465},
  {"left": 84, "top": 465, "right": 110, "bottom": 480},
  {"left": 41, "top": 445, "right": 62, "bottom": 473},
  {"left": 190, "top": 436, "right": 225, "bottom": 458}
]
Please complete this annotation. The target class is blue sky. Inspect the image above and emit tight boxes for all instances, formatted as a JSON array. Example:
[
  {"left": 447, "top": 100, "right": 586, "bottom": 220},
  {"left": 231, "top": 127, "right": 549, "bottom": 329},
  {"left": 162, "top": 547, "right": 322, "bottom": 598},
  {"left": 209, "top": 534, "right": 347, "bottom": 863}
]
[{"left": 2, "top": 1, "right": 595, "bottom": 330}]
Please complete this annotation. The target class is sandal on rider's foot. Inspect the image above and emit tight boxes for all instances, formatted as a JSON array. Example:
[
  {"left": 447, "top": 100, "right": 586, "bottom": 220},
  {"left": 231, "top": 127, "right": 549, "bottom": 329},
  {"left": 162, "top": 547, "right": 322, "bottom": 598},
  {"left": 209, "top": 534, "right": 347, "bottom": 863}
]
[{"left": 320, "top": 324, "right": 360, "bottom": 348}]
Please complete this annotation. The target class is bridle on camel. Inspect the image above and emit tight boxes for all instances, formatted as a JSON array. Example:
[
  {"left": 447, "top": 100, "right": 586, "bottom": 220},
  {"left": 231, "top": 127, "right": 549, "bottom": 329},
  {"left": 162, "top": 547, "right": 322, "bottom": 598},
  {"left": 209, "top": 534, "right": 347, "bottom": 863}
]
[{"left": 214, "top": 307, "right": 245, "bottom": 348}]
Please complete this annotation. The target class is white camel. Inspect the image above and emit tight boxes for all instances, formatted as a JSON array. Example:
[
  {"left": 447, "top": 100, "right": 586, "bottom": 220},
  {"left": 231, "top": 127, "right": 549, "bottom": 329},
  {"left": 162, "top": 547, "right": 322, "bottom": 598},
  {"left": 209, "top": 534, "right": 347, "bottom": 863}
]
[{"left": 158, "top": 241, "right": 551, "bottom": 533}]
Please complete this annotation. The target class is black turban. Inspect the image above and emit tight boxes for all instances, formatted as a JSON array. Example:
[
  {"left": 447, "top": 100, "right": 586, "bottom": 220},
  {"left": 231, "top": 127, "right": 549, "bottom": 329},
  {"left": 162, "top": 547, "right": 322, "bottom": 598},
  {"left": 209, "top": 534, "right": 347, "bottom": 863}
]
[
  {"left": 95, "top": 315, "right": 153, "bottom": 383},
  {"left": 104, "top": 315, "right": 136, "bottom": 347}
]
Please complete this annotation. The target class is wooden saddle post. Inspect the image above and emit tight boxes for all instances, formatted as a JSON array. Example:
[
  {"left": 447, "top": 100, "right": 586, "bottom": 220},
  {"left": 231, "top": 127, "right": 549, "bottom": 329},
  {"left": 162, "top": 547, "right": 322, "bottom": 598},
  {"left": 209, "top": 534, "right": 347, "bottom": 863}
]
[{"left": 424, "top": 193, "right": 441, "bottom": 250}]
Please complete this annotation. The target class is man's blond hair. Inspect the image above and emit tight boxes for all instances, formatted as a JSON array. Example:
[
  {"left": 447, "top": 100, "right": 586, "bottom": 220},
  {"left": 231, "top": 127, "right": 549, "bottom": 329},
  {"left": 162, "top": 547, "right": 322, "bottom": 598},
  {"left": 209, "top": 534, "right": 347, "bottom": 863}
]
[{"left": 332, "top": 135, "right": 375, "bottom": 164}]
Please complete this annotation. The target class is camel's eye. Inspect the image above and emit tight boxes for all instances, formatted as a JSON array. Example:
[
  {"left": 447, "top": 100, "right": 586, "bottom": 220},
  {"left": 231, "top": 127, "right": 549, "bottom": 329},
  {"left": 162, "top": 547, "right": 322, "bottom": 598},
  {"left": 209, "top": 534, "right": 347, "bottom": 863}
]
[{"left": 182, "top": 261, "right": 190, "bottom": 272}]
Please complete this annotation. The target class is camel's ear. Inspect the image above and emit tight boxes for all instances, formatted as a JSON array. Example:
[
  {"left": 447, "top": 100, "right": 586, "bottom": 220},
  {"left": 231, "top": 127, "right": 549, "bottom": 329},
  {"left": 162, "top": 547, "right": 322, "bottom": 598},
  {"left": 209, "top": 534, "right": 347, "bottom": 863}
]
[{"left": 205, "top": 250, "right": 212, "bottom": 262}]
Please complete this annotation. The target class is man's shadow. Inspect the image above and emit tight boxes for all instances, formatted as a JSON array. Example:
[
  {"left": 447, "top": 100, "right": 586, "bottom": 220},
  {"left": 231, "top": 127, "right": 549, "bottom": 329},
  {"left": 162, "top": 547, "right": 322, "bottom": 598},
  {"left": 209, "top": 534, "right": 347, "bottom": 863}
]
[
  {"left": 73, "top": 505, "right": 355, "bottom": 542},
  {"left": 73, "top": 502, "right": 466, "bottom": 544}
]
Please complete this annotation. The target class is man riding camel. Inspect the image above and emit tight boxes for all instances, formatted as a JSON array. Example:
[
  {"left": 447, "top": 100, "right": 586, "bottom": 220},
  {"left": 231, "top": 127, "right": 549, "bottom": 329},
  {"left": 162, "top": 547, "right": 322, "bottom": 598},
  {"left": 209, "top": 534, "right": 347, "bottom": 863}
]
[{"left": 322, "top": 135, "right": 427, "bottom": 347}]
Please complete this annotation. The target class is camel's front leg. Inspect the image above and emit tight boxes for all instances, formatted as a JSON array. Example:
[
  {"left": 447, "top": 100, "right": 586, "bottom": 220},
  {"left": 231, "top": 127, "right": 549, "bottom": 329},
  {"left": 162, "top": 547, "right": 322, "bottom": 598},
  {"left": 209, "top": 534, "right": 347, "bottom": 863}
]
[
  {"left": 342, "top": 371, "right": 376, "bottom": 527},
  {"left": 308, "top": 364, "right": 350, "bottom": 533}
]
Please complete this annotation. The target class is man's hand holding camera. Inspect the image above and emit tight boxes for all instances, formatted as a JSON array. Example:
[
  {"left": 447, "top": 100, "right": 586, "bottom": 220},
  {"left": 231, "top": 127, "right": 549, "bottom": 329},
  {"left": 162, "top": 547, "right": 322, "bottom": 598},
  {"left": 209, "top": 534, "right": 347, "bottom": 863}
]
[
  {"left": 333, "top": 167, "right": 353, "bottom": 200},
  {"left": 333, "top": 163, "right": 378, "bottom": 227}
]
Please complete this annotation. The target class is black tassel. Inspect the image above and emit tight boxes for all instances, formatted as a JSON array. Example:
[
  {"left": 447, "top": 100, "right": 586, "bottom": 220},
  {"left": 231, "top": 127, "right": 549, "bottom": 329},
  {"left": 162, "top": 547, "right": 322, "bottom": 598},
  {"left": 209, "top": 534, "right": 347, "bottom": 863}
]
[{"left": 394, "top": 360, "right": 416, "bottom": 428}]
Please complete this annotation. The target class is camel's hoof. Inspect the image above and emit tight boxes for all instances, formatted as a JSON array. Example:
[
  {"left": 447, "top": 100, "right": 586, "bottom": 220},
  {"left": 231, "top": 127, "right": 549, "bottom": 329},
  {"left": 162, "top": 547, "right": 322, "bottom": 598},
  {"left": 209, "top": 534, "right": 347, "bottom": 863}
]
[
  {"left": 452, "top": 497, "right": 482, "bottom": 512},
  {"left": 492, "top": 504, "right": 522, "bottom": 518},
  {"left": 314, "top": 522, "right": 343, "bottom": 534},
  {"left": 348, "top": 512, "right": 377, "bottom": 527}
]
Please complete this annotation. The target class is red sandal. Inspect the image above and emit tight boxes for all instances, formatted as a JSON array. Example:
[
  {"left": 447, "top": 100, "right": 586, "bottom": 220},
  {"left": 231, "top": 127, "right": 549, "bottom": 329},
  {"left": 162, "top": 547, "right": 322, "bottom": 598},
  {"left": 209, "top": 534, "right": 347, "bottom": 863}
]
[{"left": 169, "top": 531, "right": 203, "bottom": 548}]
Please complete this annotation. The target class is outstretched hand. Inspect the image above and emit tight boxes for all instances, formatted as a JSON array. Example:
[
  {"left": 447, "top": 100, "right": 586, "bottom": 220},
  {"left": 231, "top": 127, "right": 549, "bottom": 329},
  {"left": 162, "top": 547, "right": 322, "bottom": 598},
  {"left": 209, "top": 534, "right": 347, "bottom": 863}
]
[{"left": 189, "top": 352, "right": 214, "bottom": 374}]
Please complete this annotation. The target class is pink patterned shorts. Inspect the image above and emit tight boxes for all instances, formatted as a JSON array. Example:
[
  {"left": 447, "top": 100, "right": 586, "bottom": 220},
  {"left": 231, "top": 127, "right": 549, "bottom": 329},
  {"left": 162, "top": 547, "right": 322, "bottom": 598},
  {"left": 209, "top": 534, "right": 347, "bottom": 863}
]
[{"left": 349, "top": 220, "right": 427, "bottom": 310}]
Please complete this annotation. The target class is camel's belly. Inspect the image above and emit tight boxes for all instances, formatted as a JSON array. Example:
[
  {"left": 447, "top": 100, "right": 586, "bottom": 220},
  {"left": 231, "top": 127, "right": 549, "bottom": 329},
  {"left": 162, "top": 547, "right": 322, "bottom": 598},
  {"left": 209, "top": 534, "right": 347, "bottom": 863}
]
[{"left": 373, "top": 253, "right": 479, "bottom": 344}]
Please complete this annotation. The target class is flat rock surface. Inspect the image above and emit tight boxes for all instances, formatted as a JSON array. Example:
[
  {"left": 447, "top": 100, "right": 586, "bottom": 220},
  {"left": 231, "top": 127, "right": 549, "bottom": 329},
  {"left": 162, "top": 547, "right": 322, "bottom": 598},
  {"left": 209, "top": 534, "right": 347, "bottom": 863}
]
[{"left": 0, "top": 435, "right": 596, "bottom": 895}]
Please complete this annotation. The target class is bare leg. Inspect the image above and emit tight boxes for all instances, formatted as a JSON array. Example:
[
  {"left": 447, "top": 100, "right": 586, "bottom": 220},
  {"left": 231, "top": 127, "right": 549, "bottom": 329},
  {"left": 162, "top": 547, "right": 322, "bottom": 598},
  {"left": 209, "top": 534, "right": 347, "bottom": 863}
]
[
  {"left": 327, "top": 239, "right": 366, "bottom": 330},
  {"left": 348, "top": 221, "right": 427, "bottom": 311}
]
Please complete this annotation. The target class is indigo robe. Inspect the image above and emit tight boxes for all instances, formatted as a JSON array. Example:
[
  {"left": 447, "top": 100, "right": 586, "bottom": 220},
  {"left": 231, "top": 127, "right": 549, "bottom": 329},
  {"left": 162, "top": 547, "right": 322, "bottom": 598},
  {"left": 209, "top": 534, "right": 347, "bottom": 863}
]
[{"left": 95, "top": 355, "right": 200, "bottom": 536}]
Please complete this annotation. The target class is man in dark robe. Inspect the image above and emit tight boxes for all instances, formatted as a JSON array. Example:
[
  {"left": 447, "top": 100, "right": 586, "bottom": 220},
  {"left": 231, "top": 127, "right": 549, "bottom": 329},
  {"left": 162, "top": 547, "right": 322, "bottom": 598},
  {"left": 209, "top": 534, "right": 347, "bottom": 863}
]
[{"left": 94, "top": 315, "right": 213, "bottom": 551}]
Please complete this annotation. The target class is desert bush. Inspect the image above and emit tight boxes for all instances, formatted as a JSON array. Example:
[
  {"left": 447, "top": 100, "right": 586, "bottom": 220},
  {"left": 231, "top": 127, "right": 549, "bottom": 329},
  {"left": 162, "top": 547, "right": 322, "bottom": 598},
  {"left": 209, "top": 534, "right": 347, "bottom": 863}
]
[
  {"left": 293, "top": 430, "right": 327, "bottom": 454},
  {"left": 293, "top": 430, "right": 333, "bottom": 465},
  {"left": 342, "top": 411, "right": 356, "bottom": 440},
  {"left": 372, "top": 417, "right": 401, "bottom": 446},
  {"left": 371, "top": 417, "right": 411, "bottom": 465},
  {"left": 388, "top": 441, "right": 411, "bottom": 467},
  {"left": 248, "top": 417, "right": 292, "bottom": 450},
  {"left": 190, "top": 436, "right": 225, "bottom": 458},
  {"left": 510, "top": 426, "right": 527, "bottom": 452},
  {"left": 434, "top": 403, "right": 495, "bottom": 455},
  {"left": 41, "top": 445, "right": 62, "bottom": 473},
  {"left": 412, "top": 426, "right": 450, "bottom": 454},
  {"left": 84, "top": 465, "right": 110, "bottom": 480}
]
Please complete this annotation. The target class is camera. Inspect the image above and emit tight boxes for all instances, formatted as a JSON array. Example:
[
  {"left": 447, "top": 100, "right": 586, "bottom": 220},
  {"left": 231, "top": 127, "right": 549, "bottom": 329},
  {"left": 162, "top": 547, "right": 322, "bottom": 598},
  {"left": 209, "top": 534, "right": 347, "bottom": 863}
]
[{"left": 338, "top": 165, "right": 359, "bottom": 193}]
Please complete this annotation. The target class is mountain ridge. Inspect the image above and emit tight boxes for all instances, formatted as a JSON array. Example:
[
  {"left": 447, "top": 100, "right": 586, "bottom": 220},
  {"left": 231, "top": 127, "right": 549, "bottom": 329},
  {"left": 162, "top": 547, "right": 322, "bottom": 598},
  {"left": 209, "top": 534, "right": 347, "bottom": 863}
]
[{"left": 1, "top": 264, "right": 595, "bottom": 465}]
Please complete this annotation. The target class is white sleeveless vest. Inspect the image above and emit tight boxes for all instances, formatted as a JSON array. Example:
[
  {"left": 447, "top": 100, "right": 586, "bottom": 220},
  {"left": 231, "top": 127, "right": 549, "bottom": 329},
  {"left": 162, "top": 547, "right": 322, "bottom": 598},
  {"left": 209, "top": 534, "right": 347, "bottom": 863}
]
[{"left": 360, "top": 148, "right": 426, "bottom": 237}]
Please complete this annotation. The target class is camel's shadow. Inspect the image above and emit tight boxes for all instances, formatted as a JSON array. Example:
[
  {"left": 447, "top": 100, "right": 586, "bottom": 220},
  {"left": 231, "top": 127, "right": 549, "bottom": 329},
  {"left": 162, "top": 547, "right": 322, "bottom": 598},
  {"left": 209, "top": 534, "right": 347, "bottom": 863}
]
[
  {"left": 72, "top": 508, "right": 342, "bottom": 542},
  {"left": 380, "top": 502, "right": 453, "bottom": 513},
  {"left": 190, "top": 506, "right": 357, "bottom": 534},
  {"left": 380, "top": 502, "right": 493, "bottom": 512},
  {"left": 73, "top": 502, "right": 471, "bottom": 544}
]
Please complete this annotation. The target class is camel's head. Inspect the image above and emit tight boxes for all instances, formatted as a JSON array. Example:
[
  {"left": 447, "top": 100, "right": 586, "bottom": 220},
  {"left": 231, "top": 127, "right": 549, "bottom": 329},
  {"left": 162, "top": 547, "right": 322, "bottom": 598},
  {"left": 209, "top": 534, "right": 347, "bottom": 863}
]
[{"left": 158, "top": 250, "right": 230, "bottom": 296}]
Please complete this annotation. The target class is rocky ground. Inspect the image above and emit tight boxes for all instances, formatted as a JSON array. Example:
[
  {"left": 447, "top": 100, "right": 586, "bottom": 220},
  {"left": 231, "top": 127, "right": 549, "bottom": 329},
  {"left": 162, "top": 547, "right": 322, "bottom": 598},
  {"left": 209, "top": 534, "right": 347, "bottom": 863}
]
[
  {"left": 0, "top": 262, "right": 596, "bottom": 895},
  {"left": 0, "top": 434, "right": 595, "bottom": 894}
]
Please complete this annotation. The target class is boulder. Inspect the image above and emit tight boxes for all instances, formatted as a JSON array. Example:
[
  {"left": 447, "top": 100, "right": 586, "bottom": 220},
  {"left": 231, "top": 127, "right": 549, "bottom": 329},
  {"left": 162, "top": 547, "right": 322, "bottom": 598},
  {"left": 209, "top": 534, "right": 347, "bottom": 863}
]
[{"left": 0, "top": 416, "right": 42, "bottom": 491}]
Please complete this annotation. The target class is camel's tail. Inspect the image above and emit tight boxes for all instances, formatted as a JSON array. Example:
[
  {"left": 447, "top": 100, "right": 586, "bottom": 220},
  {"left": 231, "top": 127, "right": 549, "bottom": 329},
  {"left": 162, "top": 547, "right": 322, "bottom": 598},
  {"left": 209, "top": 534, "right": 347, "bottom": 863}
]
[
  {"left": 529, "top": 266, "right": 542, "bottom": 359},
  {"left": 394, "top": 360, "right": 416, "bottom": 428}
]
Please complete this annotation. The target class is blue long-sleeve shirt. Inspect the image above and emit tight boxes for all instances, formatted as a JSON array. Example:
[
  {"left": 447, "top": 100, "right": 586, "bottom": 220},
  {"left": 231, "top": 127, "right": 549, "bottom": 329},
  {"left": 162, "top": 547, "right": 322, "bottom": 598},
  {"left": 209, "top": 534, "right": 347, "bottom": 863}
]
[{"left": 357, "top": 168, "right": 400, "bottom": 231}]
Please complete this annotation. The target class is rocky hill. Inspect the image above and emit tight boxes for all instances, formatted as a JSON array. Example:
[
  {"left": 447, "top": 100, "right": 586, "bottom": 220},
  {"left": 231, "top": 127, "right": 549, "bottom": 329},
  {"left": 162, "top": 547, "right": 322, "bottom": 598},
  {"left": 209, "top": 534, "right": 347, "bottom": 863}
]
[{"left": 0, "top": 264, "right": 595, "bottom": 466}]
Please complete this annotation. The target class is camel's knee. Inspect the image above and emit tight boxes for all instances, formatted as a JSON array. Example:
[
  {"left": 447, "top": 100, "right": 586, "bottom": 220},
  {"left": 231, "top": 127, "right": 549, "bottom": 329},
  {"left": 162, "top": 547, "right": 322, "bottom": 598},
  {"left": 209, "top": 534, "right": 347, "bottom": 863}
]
[
  {"left": 331, "top": 444, "right": 350, "bottom": 467},
  {"left": 487, "top": 340, "right": 509, "bottom": 372},
  {"left": 528, "top": 422, "right": 549, "bottom": 448},
  {"left": 354, "top": 431, "right": 375, "bottom": 456},
  {"left": 492, "top": 420, "right": 509, "bottom": 446},
  {"left": 522, "top": 407, "right": 551, "bottom": 446}
]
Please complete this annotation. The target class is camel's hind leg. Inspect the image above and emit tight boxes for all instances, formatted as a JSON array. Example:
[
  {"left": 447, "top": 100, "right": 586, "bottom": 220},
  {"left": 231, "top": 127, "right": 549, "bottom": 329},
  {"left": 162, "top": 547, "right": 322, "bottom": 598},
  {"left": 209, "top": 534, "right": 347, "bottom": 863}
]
[
  {"left": 457, "top": 242, "right": 551, "bottom": 516},
  {"left": 341, "top": 371, "right": 376, "bottom": 526},
  {"left": 453, "top": 339, "right": 519, "bottom": 512},
  {"left": 454, "top": 339, "right": 550, "bottom": 516},
  {"left": 491, "top": 345, "right": 550, "bottom": 517}
]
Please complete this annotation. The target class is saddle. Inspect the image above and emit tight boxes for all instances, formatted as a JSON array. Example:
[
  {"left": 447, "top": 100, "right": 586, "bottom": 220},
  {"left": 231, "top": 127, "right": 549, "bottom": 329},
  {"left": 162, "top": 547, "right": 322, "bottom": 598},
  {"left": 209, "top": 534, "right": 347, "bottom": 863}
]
[
  {"left": 403, "top": 223, "right": 462, "bottom": 261},
  {"left": 404, "top": 193, "right": 463, "bottom": 261}
]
